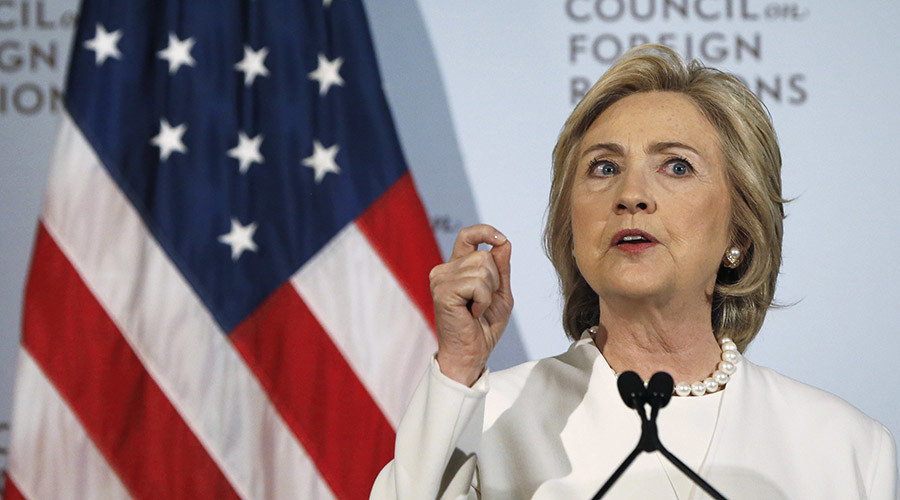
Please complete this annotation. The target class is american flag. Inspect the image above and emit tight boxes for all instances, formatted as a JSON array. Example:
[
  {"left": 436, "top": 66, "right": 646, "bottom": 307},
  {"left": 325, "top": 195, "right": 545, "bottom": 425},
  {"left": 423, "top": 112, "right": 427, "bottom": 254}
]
[{"left": 3, "top": 0, "right": 441, "bottom": 498}]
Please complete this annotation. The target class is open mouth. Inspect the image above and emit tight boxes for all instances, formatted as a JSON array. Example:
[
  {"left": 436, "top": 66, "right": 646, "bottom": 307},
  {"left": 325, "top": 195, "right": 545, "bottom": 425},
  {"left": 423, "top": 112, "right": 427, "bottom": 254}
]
[
  {"left": 617, "top": 235, "right": 652, "bottom": 245},
  {"left": 612, "top": 230, "right": 658, "bottom": 252}
]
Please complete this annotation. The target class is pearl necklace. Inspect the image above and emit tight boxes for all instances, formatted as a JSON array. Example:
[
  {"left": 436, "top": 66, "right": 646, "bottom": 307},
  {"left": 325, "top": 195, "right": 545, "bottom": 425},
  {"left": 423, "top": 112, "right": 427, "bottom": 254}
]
[
  {"left": 586, "top": 327, "right": 741, "bottom": 397},
  {"left": 673, "top": 337, "right": 741, "bottom": 397}
]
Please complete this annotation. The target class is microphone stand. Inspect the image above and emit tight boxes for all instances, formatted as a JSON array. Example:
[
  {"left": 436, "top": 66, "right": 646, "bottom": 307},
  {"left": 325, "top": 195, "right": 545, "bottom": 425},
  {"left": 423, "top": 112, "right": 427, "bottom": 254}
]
[{"left": 592, "top": 374, "right": 729, "bottom": 500}]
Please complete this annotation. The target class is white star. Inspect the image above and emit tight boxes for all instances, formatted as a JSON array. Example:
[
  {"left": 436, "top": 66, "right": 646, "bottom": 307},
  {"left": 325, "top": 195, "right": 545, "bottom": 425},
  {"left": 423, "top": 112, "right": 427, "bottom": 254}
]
[
  {"left": 157, "top": 33, "right": 196, "bottom": 75},
  {"left": 227, "top": 131, "right": 264, "bottom": 174},
  {"left": 302, "top": 140, "right": 341, "bottom": 183},
  {"left": 235, "top": 45, "right": 270, "bottom": 86},
  {"left": 84, "top": 23, "right": 122, "bottom": 65},
  {"left": 218, "top": 218, "right": 258, "bottom": 261},
  {"left": 308, "top": 53, "right": 344, "bottom": 96},
  {"left": 323, "top": 0, "right": 334, "bottom": 6},
  {"left": 150, "top": 119, "right": 188, "bottom": 161}
]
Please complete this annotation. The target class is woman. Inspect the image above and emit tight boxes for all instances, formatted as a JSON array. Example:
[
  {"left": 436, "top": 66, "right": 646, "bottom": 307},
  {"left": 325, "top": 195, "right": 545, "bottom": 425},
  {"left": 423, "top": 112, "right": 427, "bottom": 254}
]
[{"left": 370, "top": 44, "right": 898, "bottom": 499}]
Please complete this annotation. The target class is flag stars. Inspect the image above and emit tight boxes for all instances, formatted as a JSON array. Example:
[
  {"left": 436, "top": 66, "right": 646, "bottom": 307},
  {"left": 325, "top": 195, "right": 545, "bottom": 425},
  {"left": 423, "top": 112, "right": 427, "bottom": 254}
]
[
  {"left": 157, "top": 33, "right": 196, "bottom": 75},
  {"left": 228, "top": 132, "right": 264, "bottom": 174},
  {"left": 218, "top": 218, "right": 259, "bottom": 260},
  {"left": 235, "top": 45, "right": 270, "bottom": 86},
  {"left": 302, "top": 140, "right": 340, "bottom": 183},
  {"left": 150, "top": 119, "right": 188, "bottom": 161},
  {"left": 323, "top": 0, "right": 335, "bottom": 7},
  {"left": 308, "top": 53, "right": 344, "bottom": 96},
  {"left": 84, "top": 23, "right": 122, "bottom": 65}
]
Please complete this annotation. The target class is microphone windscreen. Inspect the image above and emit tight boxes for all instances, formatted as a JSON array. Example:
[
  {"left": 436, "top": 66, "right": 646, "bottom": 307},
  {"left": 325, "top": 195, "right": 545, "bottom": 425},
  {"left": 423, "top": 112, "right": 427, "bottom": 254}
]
[
  {"left": 647, "top": 372, "right": 674, "bottom": 409},
  {"left": 616, "top": 371, "right": 646, "bottom": 409}
]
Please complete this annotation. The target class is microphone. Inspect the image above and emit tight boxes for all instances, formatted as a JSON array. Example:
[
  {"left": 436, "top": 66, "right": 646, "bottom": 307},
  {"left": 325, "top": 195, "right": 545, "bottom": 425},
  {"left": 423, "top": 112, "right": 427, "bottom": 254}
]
[
  {"left": 646, "top": 372, "right": 673, "bottom": 410},
  {"left": 645, "top": 372, "right": 673, "bottom": 422},
  {"left": 615, "top": 371, "right": 672, "bottom": 413},
  {"left": 616, "top": 371, "right": 646, "bottom": 410},
  {"left": 592, "top": 371, "right": 729, "bottom": 500}
]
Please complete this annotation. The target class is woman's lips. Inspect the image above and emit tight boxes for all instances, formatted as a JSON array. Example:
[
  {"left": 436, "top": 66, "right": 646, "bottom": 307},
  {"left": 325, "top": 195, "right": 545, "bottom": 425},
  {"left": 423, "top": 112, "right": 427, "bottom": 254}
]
[
  {"left": 614, "top": 241, "right": 657, "bottom": 254},
  {"left": 611, "top": 229, "right": 659, "bottom": 254}
]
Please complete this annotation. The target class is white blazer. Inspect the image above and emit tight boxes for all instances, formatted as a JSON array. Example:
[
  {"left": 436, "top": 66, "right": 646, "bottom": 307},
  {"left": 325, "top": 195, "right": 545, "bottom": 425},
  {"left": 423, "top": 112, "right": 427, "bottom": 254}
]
[{"left": 371, "top": 335, "right": 898, "bottom": 499}]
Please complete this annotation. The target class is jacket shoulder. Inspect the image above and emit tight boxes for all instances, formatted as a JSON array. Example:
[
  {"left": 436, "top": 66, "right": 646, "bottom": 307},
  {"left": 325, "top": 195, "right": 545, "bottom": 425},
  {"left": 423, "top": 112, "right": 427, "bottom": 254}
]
[
  {"left": 744, "top": 360, "right": 881, "bottom": 428},
  {"left": 740, "top": 359, "right": 893, "bottom": 464}
]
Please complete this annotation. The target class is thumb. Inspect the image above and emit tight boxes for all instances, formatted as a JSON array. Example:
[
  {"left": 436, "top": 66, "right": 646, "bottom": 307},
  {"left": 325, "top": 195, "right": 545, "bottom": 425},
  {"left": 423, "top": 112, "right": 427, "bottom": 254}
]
[{"left": 490, "top": 240, "right": 512, "bottom": 296}]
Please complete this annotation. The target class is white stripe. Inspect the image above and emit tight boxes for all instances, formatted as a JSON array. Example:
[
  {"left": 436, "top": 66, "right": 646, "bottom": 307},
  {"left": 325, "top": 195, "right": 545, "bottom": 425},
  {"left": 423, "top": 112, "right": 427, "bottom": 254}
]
[
  {"left": 39, "top": 112, "right": 335, "bottom": 500},
  {"left": 6, "top": 350, "right": 132, "bottom": 500},
  {"left": 291, "top": 223, "right": 438, "bottom": 428}
]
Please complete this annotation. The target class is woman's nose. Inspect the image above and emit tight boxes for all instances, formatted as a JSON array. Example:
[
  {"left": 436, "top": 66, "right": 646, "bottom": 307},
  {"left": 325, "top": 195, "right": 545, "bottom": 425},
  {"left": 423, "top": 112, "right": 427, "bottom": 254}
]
[{"left": 614, "top": 170, "right": 657, "bottom": 214}]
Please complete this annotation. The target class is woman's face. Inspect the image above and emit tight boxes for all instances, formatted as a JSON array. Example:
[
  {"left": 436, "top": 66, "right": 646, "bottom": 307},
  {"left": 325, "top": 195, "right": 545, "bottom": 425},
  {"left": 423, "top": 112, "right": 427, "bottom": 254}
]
[{"left": 571, "top": 91, "right": 732, "bottom": 304}]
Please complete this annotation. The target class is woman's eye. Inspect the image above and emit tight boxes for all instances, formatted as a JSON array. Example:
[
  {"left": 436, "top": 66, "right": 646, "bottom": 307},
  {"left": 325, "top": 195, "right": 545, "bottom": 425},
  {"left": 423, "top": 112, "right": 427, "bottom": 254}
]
[
  {"left": 590, "top": 160, "right": 618, "bottom": 177},
  {"left": 665, "top": 159, "right": 693, "bottom": 176}
]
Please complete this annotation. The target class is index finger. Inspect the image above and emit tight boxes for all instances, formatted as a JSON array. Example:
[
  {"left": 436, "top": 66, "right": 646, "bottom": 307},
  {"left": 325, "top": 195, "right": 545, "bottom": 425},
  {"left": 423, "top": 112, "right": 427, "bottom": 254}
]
[{"left": 450, "top": 224, "right": 508, "bottom": 260}]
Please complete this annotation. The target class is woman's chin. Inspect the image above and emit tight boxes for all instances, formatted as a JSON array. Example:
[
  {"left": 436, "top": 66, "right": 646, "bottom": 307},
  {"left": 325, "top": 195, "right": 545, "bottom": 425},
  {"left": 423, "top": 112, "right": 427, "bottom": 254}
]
[
  {"left": 607, "top": 283, "right": 671, "bottom": 301},
  {"left": 593, "top": 273, "right": 674, "bottom": 302}
]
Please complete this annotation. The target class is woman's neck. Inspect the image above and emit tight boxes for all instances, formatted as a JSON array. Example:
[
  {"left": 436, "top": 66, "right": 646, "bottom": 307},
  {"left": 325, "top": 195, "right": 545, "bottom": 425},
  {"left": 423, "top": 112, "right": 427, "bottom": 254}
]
[{"left": 592, "top": 296, "right": 722, "bottom": 384}]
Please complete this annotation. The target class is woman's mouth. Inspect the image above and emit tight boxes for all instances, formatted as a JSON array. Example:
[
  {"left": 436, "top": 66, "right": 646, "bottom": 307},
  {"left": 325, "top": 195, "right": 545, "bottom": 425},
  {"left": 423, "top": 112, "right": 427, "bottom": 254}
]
[{"left": 611, "top": 229, "right": 659, "bottom": 254}]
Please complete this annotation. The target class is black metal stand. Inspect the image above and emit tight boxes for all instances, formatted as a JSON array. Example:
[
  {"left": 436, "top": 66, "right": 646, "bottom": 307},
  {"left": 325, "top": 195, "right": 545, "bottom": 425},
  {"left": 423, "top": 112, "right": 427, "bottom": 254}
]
[{"left": 592, "top": 405, "right": 728, "bottom": 499}]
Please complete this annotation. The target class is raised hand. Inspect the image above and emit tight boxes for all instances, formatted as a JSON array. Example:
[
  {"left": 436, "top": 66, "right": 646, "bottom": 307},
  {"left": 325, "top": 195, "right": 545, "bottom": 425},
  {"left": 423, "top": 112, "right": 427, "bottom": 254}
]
[{"left": 429, "top": 224, "right": 513, "bottom": 386}]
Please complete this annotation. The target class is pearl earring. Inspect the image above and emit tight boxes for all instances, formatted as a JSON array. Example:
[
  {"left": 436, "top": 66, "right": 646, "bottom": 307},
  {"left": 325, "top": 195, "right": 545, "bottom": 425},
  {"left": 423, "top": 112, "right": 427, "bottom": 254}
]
[{"left": 724, "top": 247, "right": 742, "bottom": 268}]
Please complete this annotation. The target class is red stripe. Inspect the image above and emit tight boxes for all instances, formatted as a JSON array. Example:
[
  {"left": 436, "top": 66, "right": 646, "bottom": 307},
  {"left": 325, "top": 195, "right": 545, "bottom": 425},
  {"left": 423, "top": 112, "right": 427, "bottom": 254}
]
[
  {"left": 230, "top": 283, "right": 396, "bottom": 500},
  {"left": 2, "top": 473, "right": 26, "bottom": 500},
  {"left": 21, "top": 224, "right": 240, "bottom": 500},
  {"left": 356, "top": 172, "right": 442, "bottom": 332}
]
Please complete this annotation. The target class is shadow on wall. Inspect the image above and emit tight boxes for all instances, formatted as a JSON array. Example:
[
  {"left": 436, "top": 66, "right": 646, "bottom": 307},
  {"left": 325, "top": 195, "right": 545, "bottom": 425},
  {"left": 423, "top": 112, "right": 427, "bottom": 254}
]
[{"left": 362, "top": 0, "right": 528, "bottom": 371}]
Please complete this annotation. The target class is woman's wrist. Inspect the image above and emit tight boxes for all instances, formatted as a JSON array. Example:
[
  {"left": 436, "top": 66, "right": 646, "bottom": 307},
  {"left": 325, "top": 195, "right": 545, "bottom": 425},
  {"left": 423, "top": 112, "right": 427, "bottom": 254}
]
[{"left": 436, "top": 351, "right": 486, "bottom": 387}]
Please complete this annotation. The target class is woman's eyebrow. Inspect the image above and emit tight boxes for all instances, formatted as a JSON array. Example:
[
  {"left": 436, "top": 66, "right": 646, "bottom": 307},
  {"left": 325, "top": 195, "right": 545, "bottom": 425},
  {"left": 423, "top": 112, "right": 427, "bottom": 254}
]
[
  {"left": 648, "top": 141, "right": 702, "bottom": 156},
  {"left": 581, "top": 143, "right": 623, "bottom": 157},
  {"left": 582, "top": 141, "right": 703, "bottom": 158}
]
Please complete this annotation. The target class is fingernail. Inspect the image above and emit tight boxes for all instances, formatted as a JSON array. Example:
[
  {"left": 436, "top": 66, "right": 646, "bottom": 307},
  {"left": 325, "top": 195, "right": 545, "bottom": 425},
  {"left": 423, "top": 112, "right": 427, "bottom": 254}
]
[{"left": 493, "top": 233, "right": 507, "bottom": 244}]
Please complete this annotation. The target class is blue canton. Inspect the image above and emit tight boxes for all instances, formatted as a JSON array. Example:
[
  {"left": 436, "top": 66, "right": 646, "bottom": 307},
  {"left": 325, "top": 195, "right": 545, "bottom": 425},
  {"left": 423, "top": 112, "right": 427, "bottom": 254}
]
[{"left": 66, "top": 0, "right": 409, "bottom": 332}]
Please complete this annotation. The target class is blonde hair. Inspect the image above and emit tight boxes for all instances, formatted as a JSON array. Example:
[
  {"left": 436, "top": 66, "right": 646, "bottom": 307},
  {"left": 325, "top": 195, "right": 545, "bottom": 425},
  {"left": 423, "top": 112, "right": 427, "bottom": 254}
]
[{"left": 544, "top": 44, "right": 785, "bottom": 352}]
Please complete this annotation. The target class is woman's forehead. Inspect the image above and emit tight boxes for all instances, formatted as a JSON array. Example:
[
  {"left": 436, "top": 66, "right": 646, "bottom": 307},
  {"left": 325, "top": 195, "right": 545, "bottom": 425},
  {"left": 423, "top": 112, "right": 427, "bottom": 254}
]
[{"left": 579, "top": 91, "right": 721, "bottom": 158}]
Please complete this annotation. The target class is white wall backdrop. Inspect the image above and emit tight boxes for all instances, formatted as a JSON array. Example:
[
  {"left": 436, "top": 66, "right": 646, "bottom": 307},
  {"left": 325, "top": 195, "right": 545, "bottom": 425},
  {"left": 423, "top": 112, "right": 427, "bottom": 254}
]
[
  {"left": 0, "top": 0, "right": 77, "bottom": 479},
  {"left": 1, "top": 0, "right": 898, "bottom": 477}
]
